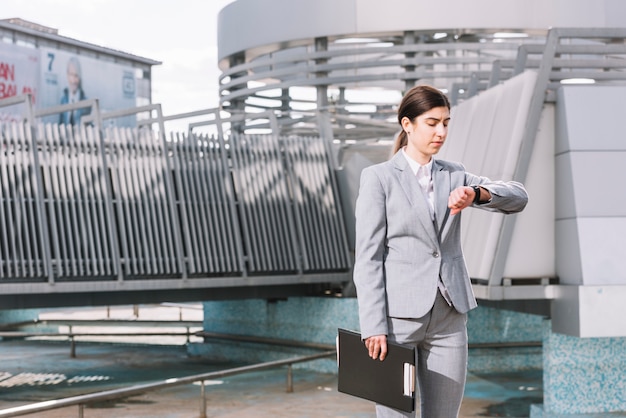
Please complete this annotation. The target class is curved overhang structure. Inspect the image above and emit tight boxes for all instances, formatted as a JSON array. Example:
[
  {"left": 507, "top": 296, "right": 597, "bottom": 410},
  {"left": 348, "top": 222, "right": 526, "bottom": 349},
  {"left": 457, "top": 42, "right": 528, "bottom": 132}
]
[
  {"left": 216, "top": 0, "right": 626, "bottom": 138},
  {"left": 218, "top": 0, "right": 623, "bottom": 65}
]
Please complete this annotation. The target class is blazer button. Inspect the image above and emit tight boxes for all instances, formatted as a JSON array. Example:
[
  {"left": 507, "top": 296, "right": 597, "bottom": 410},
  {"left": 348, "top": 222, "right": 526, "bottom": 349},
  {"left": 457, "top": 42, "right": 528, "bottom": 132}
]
[{"left": 432, "top": 251, "right": 440, "bottom": 258}]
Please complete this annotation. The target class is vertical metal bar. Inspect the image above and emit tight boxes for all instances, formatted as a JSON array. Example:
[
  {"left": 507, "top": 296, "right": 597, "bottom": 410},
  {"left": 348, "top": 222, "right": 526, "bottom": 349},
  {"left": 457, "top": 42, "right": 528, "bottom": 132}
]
[
  {"left": 206, "top": 135, "right": 236, "bottom": 273},
  {"left": 282, "top": 137, "right": 309, "bottom": 272},
  {"left": 7, "top": 126, "right": 26, "bottom": 277},
  {"left": 85, "top": 128, "right": 109, "bottom": 276},
  {"left": 514, "top": 44, "right": 531, "bottom": 76},
  {"left": 93, "top": 104, "right": 124, "bottom": 281},
  {"left": 250, "top": 135, "right": 279, "bottom": 271},
  {"left": 40, "top": 123, "right": 63, "bottom": 279},
  {"left": 303, "top": 137, "right": 335, "bottom": 269},
  {"left": 1, "top": 128, "right": 17, "bottom": 278},
  {"left": 55, "top": 125, "right": 73, "bottom": 276},
  {"left": 106, "top": 133, "right": 129, "bottom": 276},
  {"left": 13, "top": 123, "right": 36, "bottom": 278},
  {"left": 123, "top": 134, "right": 145, "bottom": 275},
  {"left": 0, "top": 129, "right": 9, "bottom": 279},
  {"left": 62, "top": 126, "right": 80, "bottom": 276},
  {"left": 199, "top": 380, "right": 207, "bottom": 418},
  {"left": 286, "top": 364, "right": 293, "bottom": 393},
  {"left": 261, "top": 134, "right": 295, "bottom": 271},
  {"left": 303, "top": 137, "right": 336, "bottom": 269},
  {"left": 6, "top": 124, "right": 20, "bottom": 278},
  {"left": 155, "top": 104, "right": 188, "bottom": 278},
  {"left": 488, "top": 60, "right": 502, "bottom": 88},
  {"left": 291, "top": 138, "right": 327, "bottom": 270},
  {"left": 133, "top": 130, "right": 158, "bottom": 275},
  {"left": 78, "top": 403, "right": 84, "bottom": 418},
  {"left": 88, "top": 128, "right": 108, "bottom": 276},
  {"left": 215, "top": 115, "right": 247, "bottom": 275},
  {"left": 244, "top": 135, "right": 270, "bottom": 271},
  {"left": 275, "top": 136, "right": 303, "bottom": 274},
  {"left": 229, "top": 133, "right": 258, "bottom": 272},
  {"left": 267, "top": 136, "right": 298, "bottom": 271},
  {"left": 189, "top": 134, "right": 214, "bottom": 273},
  {"left": 152, "top": 134, "right": 175, "bottom": 274},
  {"left": 148, "top": 129, "right": 175, "bottom": 275},
  {"left": 169, "top": 132, "right": 196, "bottom": 273},
  {"left": 114, "top": 131, "right": 137, "bottom": 275},
  {"left": 310, "top": 135, "right": 350, "bottom": 269},
  {"left": 77, "top": 130, "right": 96, "bottom": 276},
  {"left": 319, "top": 135, "right": 352, "bottom": 270},
  {"left": 195, "top": 134, "right": 218, "bottom": 274},
  {"left": 70, "top": 327, "right": 76, "bottom": 358}
]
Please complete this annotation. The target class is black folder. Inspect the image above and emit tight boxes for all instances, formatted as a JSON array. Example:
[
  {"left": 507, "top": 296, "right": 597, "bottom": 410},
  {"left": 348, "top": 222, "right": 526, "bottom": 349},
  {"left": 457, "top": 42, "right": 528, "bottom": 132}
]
[{"left": 337, "top": 328, "right": 416, "bottom": 412}]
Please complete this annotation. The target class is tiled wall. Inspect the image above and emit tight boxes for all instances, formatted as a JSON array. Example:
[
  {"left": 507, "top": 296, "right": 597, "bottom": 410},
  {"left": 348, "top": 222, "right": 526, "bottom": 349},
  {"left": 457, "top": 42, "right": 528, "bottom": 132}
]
[
  {"left": 467, "top": 306, "right": 544, "bottom": 372},
  {"left": 538, "top": 320, "right": 626, "bottom": 416},
  {"left": 190, "top": 298, "right": 545, "bottom": 374}
]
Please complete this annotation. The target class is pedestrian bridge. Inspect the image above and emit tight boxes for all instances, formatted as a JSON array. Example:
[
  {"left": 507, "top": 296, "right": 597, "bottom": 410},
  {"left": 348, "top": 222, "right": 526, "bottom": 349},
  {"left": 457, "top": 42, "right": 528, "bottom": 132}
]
[{"left": 2, "top": 28, "right": 626, "bottom": 340}]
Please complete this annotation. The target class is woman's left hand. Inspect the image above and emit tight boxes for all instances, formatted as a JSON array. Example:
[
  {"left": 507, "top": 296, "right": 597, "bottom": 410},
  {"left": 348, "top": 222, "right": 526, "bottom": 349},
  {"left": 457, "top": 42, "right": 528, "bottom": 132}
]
[{"left": 448, "top": 186, "right": 474, "bottom": 215}]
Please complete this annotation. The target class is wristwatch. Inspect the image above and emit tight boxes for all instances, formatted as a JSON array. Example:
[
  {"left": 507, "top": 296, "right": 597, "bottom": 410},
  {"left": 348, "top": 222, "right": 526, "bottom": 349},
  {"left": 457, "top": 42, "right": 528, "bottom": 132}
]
[{"left": 471, "top": 185, "right": 481, "bottom": 204}]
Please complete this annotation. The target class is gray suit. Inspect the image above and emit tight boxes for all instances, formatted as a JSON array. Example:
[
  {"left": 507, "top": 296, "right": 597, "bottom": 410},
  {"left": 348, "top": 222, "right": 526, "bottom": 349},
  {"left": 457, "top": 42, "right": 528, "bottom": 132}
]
[{"left": 353, "top": 151, "right": 528, "bottom": 417}]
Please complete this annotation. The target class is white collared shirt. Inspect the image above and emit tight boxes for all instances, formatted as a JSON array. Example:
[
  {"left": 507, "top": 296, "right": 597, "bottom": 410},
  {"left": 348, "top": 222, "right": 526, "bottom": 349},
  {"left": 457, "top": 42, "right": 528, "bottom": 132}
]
[{"left": 402, "top": 148, "right": 434, "bottom": 218}]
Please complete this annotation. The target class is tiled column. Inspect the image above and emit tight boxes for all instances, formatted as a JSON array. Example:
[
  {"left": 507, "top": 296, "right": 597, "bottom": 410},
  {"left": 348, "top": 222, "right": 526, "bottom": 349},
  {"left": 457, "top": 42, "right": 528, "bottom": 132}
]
[{"left": 531, "top": 320, "right": 626, "bottom": 417}]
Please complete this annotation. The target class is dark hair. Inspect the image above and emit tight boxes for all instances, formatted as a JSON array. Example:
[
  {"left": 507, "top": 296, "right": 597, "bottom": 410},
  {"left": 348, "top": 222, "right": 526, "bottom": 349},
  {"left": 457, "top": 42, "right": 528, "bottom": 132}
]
[{"left": 392, "top": 85, "right": 450, "bottom": 154}]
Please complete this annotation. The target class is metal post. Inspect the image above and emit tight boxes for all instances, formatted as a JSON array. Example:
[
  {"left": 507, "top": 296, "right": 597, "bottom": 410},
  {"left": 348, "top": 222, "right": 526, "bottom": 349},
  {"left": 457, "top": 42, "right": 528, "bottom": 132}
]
[
  {"left": 78, "top": 404, "right": 84, "bottom": 418},
  {"left": 199, "top": 380, "right": 207, "bottom": 418},
  {"left": 286, "top": 364, "right": 293, "bottom": 393},
  {"left": 70, "top": 326, "right": 76, "bottom": 358},
  {"left": 403, "top": 31, "right": 416, "bottom": 91}
]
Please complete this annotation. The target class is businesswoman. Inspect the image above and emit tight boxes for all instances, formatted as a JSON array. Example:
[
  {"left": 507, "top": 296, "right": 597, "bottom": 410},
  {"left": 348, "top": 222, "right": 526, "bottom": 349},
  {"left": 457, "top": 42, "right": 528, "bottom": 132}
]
[{"left": 353, "top": 85, "right": 528, "bottom": 418}]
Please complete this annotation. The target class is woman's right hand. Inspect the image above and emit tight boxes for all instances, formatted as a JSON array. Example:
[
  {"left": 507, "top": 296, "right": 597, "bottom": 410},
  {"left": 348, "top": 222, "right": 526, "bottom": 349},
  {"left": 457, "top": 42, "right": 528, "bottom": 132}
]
[{"left": 364, "top": 335, "right": 388, "bottom": 361}]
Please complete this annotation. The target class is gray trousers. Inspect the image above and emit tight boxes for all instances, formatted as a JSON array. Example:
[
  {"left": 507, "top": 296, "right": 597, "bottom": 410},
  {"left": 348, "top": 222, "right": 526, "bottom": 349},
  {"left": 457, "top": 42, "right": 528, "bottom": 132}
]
[{"left": 375, "top": 291, "right": 468, "bottom": 418}]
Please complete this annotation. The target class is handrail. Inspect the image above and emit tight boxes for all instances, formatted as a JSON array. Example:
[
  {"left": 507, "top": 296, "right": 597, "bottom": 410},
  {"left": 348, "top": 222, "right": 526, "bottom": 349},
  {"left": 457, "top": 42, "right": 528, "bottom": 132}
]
[
  {"left": 0, "top": 329, "right": 201, "bottom": 358},
  {"left": 0, "top": 350, "right": 336, "bottom": 418}
]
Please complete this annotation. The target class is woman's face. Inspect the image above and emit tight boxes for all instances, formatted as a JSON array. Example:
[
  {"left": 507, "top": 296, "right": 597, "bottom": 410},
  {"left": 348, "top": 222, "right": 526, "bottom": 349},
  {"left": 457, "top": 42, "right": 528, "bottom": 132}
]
[{"left": 401, "top": 106, "right": 450, "bottom": 165}]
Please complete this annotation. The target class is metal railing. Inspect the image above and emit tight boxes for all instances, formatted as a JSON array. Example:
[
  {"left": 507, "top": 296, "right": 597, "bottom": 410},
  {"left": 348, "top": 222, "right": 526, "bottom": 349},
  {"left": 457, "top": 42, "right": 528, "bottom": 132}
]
[
  {"left": 0, "top": 350, "right": 336, "bottom": 418},
  {"left": 0, "top": 95, "right": 352, "bottom": 303}
]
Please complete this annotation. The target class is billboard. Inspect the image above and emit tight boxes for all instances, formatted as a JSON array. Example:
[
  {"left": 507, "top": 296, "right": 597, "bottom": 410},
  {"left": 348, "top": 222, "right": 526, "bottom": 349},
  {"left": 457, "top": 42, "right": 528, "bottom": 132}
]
[
  {"left": 0, "top": 43, "right": 40, "bottom": 122},
  {"left": 39, "top": 48, "right": 137, "bottom": 126},
  {"left": 0, "top": 43, "right": 138, "bottom": 126}
]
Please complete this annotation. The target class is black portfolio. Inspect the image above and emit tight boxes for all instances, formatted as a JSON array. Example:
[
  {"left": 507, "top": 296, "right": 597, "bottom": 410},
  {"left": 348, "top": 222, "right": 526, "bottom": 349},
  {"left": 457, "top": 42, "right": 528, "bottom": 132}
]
[{"left": 337, "top": 328, "right": 416, "bottom": 412}]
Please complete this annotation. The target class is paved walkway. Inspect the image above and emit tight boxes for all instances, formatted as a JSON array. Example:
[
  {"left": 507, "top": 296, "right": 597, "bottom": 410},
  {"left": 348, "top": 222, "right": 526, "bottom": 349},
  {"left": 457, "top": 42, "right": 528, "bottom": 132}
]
[
  {"left": 0, "top": 305, "right": 543, "bottom": 417},
  {"left": 0, "top": 339, "right": 542, "bottom": 417}
]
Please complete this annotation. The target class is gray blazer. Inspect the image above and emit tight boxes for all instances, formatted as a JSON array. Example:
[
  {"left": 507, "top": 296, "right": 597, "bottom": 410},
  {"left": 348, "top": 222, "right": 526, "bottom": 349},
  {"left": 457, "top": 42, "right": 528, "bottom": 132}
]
[{"left": 353, "top": 151, "right": 528, "bottom": 339}]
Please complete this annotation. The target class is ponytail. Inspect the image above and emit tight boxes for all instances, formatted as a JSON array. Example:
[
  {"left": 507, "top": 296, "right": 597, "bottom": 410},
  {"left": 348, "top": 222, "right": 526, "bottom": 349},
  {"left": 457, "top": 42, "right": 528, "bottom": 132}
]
[{"left": 392, "top": 130, "right": 408, "bottom": 155}]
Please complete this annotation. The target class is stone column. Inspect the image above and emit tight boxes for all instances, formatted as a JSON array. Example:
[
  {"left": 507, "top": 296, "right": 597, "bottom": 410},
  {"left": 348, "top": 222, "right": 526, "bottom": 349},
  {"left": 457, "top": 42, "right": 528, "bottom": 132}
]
[{"left": 531, "top": 320, "right": 626, "bottom": 417}]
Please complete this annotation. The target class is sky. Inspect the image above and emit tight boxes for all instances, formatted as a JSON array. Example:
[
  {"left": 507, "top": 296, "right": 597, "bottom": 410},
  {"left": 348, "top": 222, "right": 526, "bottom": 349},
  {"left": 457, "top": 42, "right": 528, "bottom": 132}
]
[{"left": 1, "top": 0, "right": 235, "bottom": 117}]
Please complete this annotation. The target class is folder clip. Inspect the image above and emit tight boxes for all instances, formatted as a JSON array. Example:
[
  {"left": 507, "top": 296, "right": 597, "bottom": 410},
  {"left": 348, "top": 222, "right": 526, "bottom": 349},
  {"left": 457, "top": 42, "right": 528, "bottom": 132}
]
[{"left": 403, "top": 363, "right": 415, "bottom": 397}]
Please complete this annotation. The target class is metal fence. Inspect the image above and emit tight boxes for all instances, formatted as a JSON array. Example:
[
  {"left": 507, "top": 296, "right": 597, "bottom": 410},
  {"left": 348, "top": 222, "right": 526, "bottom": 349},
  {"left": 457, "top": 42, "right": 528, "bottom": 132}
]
[{"left": 0, "top": 115, "right": 351, "bottom": 286}]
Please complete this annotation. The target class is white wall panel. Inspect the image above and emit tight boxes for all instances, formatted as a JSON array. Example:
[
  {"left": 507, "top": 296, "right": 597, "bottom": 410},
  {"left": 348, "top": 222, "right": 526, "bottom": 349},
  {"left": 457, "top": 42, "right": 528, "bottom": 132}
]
[
  {"left": 556, "top": 86, "right": 626, "bottom": 154},
  {"left": 503, "top": 105, "right": 556, "bottom": 279},
  {"left": 441, "top": 71, "right": 543, "bottom": 280}
]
